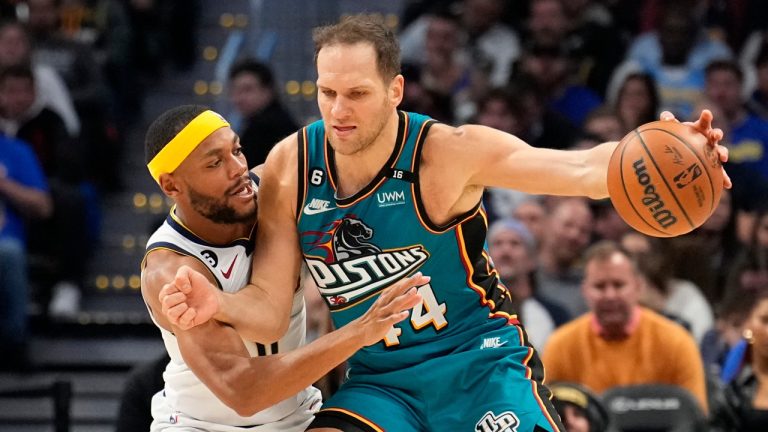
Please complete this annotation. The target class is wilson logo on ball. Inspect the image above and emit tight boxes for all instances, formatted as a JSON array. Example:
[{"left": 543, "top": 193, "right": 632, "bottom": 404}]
[
  {"left": 633, "top": 157, "right": 678, "bottom": 229},
  {"left": 607, "top": 121, "right": 723, "bottom": 238}
]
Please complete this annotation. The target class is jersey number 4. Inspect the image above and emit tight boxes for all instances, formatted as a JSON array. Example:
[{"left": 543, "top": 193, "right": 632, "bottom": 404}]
[{"left": 384, "top": 283, "right": 447, "bottom": 346}]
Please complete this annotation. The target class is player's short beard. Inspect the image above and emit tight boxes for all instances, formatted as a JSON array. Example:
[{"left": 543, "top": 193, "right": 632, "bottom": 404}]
[{"left": 189, "top": 187, "right": 256, "bottom": 225}]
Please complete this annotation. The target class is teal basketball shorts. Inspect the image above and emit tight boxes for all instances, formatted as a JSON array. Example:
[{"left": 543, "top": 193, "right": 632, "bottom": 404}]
[{"left": 308, "top": 326, "right": 564, "bottom": 431}]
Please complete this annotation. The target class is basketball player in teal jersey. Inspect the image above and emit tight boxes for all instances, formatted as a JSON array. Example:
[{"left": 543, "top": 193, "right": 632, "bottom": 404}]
[{"left": 159, "top": 15, "right": 731, "bottom": 432}]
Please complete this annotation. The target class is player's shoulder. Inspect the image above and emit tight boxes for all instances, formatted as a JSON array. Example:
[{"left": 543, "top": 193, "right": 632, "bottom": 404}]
[
  {"left": 259, "top": 131, "right": 301, "bottom": 197},
  {"left": 143, "top": 249, "right": 198, "bottom": 281},
  {"left": 423, "top": 121, "right": 458, "bottom": 141},
  {"left": 261, "top": 131, "right": 300, "bottom": 179},
  {"left": 267, "top": 131, "right": 300, "bottom": 161},
  {"left": 423, "top": 122, "right": 497, "bottom": 149},
  {"left": 421, "top": 122, "right": 472, "bottom": 158}
]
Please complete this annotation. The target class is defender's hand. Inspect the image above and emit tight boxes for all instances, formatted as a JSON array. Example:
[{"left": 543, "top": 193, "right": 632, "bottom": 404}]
[
  {"left": 159, "top": 265, "right": 221, "bottom": 330},
  {"left": 352, "top": 272, "right": 429, "bottom": 346},
  {"left": 660, "top": 109, "right": 732, "bottom": 189}
]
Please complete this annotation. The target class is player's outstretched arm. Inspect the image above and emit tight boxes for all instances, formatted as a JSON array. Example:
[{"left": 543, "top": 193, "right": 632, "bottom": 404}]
[
  {"left": 176, "top": 273, "right": 427, "bottom": 417},
  {"left": 429, "top": 122, "right": 617, "bottom": 199},
  {"left": 434, "top": 110, "right": 730, "bottom": 200}
]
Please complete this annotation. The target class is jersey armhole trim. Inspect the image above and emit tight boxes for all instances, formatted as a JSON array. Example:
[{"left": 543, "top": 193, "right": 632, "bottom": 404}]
[
  {"left": 296, "top": 127, "right": 308, "bottom": 223},
  {"left": 411, "top": 121, "right": 482, "bottom": 233}
]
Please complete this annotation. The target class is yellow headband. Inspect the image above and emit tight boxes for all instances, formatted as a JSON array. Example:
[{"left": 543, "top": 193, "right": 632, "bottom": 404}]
[{"left": 147, "top": 110, "right": 230, "bottom": 183}]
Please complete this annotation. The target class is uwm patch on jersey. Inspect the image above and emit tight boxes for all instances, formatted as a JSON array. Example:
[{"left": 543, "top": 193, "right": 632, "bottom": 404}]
[{"left": 302, "top": 216, "right": 429, "bottom": 309}]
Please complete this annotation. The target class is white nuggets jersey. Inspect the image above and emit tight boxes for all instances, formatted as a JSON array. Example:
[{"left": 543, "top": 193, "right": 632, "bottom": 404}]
[{"left": 143, "top": 186, "right": 319, "bottom": 430}]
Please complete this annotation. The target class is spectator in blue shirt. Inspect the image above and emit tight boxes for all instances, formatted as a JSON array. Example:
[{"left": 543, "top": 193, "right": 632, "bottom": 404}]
[{"left": 0, "top": 134, "right": 50, "bottom": 370}]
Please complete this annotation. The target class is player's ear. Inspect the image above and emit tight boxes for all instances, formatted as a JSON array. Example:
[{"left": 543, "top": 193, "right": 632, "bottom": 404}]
[
  {"left": 389, "top": 74, "right": 404, "bottom": 106},
  {"left": 159, "top": 173, "right": 181, "bottom": 197}
]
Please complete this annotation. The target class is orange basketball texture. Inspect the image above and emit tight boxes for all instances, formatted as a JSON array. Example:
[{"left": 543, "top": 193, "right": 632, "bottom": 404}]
[{"left": 607, "top": 121, "right": 724, "bottom": 238}]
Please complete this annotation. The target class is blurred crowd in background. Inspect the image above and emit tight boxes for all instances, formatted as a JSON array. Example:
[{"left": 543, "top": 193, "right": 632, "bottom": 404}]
[{"left": 0, "top": 0, "right": 197, "bottom": 360}]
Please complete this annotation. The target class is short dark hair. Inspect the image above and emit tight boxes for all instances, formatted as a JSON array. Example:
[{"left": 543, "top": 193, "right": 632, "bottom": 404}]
[
  {"left": 312, "top": 14, "right": 401, "bottom": 81},
  {"left": 228, "top": 58, "right": 275, "bottom": 90},
  {"left": 144, "top": 105, "right": 210, "bottom": 164},
  {"left": 705, "top": 59, "right": 744, "bottom": 83}
]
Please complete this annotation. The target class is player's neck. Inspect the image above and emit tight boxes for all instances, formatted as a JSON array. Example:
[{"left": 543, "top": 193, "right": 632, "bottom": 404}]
[
  {"left": 174, "top": 206, "right": 253, "bottom": 245},
  {"left": 334, "top": 110, "right": 400, "bottom": 197}
]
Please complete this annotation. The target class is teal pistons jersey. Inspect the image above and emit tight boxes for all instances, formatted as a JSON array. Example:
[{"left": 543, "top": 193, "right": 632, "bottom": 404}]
[{"left": 296, "top": 111, "right": 525, "bottom": 373}]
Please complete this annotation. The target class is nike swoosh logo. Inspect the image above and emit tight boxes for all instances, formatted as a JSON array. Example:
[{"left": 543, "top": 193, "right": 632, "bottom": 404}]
[
  {"left": 303, "top": 204, "right": 336, "bottom": 215},
  {"left": 220, "top": 255, "right": 238, "bottom": 279}
]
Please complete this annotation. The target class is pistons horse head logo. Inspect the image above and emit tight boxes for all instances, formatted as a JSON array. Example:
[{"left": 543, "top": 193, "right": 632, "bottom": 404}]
[
  {"left": 302, "top": 215, "right": 381, "bottom": 263},
  {"left": 302, "top": 215, "right": 430, "bottom": 307},
  {"left": 333, "top": 217, "right": 381, "bottom": 260}
]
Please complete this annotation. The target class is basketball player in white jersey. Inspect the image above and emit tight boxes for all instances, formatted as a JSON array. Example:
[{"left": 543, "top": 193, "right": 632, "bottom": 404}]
[{"left": 141, "top": 105, "right": 426, "bottom": 431}]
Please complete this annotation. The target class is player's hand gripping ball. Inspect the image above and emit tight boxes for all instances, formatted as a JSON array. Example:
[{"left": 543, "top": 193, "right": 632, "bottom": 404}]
[{"left": 607, "top": 120, "right": 724, "bottom": 237}]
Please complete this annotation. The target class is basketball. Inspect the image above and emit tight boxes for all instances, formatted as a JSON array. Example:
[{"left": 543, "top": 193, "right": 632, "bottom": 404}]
[{"left": 607, "top": 120, "right": 724, "bottom": 238}]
